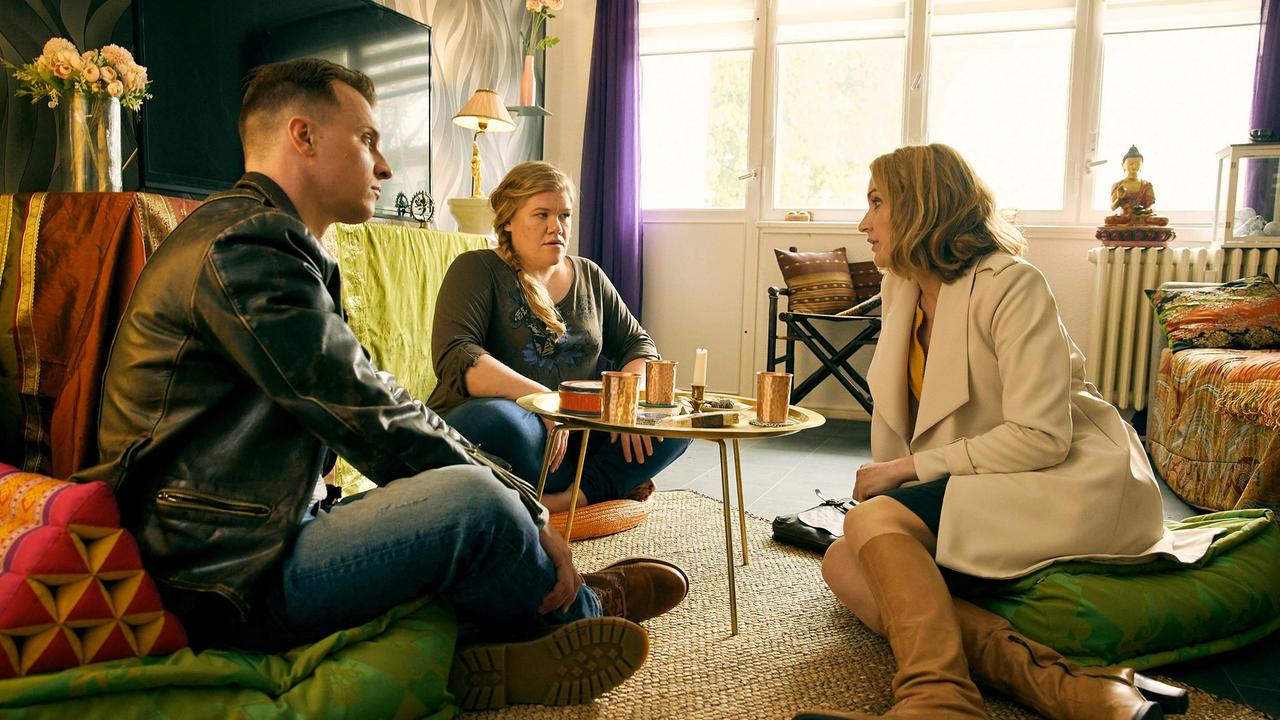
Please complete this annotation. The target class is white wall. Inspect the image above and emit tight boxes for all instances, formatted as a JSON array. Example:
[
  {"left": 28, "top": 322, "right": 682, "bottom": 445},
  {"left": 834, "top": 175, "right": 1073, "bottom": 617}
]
[{"left": 642, "top": 222, "right": 747, "bottom": 394}]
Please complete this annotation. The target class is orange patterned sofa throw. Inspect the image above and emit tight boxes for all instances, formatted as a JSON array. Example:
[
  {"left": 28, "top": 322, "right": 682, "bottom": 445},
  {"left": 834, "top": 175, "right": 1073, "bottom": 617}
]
[{"left": 0, "top": 463, "right": 186, "bottom": 678}]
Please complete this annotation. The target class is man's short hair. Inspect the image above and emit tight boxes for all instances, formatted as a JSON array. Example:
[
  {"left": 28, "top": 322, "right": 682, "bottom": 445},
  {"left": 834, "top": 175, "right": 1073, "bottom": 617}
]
[{"left": 238, "top": 58, "right": 376, "bottom": 149}]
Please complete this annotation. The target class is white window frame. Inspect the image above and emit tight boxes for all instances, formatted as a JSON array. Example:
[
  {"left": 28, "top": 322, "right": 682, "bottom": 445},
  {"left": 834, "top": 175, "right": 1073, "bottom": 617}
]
[{"left": 639, "top": 0, "right": 1259, "bottom": 233}]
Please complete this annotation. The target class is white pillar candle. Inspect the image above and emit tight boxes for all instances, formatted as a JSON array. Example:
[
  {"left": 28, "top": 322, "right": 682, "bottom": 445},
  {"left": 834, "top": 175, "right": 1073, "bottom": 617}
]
[{"left": 692, "top": 347, "right": 708, "bottom": 387}]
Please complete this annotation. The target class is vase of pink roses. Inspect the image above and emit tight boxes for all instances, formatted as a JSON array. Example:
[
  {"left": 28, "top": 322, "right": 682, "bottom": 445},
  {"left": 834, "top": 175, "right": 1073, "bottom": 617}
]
[
  {"left": 6, "top": 38, "right": 151, "bottom": 192},
  {"left": 520, "top": 0, "right": 564, "bottom": 107}
]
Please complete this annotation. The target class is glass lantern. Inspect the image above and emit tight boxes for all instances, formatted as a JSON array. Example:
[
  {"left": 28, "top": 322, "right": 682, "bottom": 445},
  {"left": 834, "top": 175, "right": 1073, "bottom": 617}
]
[{"left": 1213, "top": 143, "right": 1280, "bottom": 247}]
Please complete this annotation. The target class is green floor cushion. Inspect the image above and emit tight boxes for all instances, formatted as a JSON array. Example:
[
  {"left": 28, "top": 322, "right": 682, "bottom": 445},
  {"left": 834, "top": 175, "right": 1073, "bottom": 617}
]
[
  {"left": 969, "top": 509, "right": 1280, "bottom": 670},
  {"left": 0, "top": 596, "right": 458, "bottom": 719}
]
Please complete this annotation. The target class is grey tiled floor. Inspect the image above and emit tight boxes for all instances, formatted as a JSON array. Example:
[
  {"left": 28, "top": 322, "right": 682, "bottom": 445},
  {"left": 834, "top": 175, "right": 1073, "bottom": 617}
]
[{"left": 652, "top": 418, "right": 1280, "bottom": 718}]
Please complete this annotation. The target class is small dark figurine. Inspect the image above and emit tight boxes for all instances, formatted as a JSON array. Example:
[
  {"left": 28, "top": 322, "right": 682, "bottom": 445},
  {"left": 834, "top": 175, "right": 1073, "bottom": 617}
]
[
  {"left": 394, "top": 192, "right": 410, "bottom": 218},
  {"left": 410, "top": 190, "right": 435, "bottom": 227}
]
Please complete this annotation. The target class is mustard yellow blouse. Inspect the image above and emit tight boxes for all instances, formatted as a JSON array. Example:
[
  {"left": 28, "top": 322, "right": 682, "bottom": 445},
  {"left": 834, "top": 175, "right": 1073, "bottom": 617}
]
[{"left": 908, "top": 304, "right": 926, "bottom": 400}]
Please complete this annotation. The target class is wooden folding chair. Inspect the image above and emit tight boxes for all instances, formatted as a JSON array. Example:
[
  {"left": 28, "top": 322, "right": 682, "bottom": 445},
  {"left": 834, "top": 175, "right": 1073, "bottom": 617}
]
[{"left": 766, "top": 254, "right": 881, "bottom": 413}]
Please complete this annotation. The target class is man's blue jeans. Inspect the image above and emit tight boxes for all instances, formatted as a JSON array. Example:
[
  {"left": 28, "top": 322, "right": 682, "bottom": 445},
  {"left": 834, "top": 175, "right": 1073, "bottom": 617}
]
[
  {"left": 269, "top": 465, "right": 601, "bottom": 645},
  {"left": 445, "top": 398, "right": 691, "bottom": 502}
]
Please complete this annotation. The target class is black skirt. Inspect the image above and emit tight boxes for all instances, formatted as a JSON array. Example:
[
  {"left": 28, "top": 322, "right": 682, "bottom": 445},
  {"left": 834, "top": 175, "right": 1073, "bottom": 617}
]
[{"left": 882, "top": 477, "right": 949, "bottom": 536}]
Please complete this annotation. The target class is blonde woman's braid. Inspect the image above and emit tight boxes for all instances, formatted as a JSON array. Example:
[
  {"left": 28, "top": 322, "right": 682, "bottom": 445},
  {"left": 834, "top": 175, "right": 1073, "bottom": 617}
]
[{"left": 498, "top": 242, "right": 567, "bottom": 339}]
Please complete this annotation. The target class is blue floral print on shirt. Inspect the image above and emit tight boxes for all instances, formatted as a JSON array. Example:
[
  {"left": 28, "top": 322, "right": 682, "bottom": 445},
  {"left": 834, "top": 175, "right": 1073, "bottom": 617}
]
[{"left": 508, "top": 288, "right": 585, "bottom": 371}]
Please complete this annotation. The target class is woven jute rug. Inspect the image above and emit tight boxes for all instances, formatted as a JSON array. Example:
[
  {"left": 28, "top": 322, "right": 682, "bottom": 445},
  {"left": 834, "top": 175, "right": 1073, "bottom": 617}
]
[{"left": 467, "top": 490, "right": 1269, "bottom": 719}]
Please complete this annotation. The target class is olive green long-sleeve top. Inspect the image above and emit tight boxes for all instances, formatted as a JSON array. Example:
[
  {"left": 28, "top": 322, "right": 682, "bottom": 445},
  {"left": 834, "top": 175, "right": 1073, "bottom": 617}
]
[{"left": 426, "top": 249, "right": 658, "bottom": 414}]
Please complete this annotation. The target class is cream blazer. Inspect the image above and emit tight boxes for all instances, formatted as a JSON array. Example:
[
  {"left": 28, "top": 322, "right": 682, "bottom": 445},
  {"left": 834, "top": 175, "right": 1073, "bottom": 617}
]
[{"left": 867, "top": 252, "right": 1174, "bottom": 579}]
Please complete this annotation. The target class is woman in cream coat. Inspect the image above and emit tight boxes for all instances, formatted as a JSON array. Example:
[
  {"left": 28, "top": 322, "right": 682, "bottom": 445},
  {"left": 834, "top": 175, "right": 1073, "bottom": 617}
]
[{"left": 797, "top": 145, "right": 1189, "bottom": 720}]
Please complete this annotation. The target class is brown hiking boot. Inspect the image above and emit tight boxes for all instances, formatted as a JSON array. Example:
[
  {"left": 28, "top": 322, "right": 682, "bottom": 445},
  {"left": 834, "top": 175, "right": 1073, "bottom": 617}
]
[
  {"left": 448, "top": 616, "right": 648, "bottom": 710},
  {"left": 582, "top": 556, "right": 689, "bottom": 623}
]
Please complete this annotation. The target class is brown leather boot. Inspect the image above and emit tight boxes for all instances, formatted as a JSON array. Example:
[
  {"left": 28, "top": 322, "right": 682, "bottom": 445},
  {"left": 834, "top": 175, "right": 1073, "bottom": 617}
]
[
  {"left": 582, "top": 556, "right": 689, "bottom": 623},
  {"left": 952, "top": 599, "right": 1183, "bottom": 719},
  {"left": 795, "top": 533, "right": 985, "bottom": 719}
]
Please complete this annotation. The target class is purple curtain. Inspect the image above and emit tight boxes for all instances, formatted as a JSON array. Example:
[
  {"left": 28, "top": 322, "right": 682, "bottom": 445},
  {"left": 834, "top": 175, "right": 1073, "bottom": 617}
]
[
  {"left": 1246, "top": 0, "right": 1280, "bottom": 221},
  {"left": 1253, "top": 0, "right": 1280, "bottom": 134},
  {"left": 578, "top": 0, "right": 644, "bottom": 320}
]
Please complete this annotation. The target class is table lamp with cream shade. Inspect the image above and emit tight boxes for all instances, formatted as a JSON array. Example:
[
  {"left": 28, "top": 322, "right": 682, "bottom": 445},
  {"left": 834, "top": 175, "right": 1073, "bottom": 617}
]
[{"left": 448, "top": 88, "right": 516, "bottom": 236}]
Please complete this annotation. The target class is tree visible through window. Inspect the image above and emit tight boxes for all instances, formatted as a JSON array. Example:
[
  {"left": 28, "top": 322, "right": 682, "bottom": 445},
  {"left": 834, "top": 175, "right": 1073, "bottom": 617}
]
[
  {"left": 638, "top": 0, "right": 1261, "bottom": 220},
  {"left": 639, "top": 52, "right": 751, "bottom": 209},
  {"left": 774, "top": 38, "right": 905, "bottom": 209}
]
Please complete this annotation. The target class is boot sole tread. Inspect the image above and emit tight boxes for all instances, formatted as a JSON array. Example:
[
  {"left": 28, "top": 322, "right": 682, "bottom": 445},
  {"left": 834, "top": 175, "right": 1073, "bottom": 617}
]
[{"left": 449, "top": 617, "right": 648, "bottom": 710}]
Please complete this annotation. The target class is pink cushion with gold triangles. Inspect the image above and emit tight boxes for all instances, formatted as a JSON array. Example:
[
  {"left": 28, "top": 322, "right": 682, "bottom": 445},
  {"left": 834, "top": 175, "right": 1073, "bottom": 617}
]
[{"left": 0, "top": 463, "right": 186, "bottom": 678}]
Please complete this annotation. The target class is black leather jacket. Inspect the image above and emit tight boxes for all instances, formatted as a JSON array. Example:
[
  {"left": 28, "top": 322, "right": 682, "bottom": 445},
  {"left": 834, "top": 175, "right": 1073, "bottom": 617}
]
[{"left": 74, "top": 174, "right": 544, "bottom": 622}]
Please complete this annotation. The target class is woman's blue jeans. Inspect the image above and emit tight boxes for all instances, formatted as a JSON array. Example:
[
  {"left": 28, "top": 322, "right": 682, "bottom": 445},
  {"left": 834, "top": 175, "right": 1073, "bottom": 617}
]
[
  {"left": 264, "top": 465, "right": 602, "bottom": 646},
  {"left": 445, "top": 397, "right": 691, "bottom": 502}
]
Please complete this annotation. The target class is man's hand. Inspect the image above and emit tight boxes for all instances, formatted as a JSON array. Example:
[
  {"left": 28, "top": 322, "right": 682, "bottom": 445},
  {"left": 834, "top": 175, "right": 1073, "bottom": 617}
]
[
  {"left": 537, "top": 523, "right": 583, "bottom": 614},
  {"left": 853, "top": 456, "right": 917, "bottom": 502},
  {"left": 611, "top": 432, "right": 658, "bottom": 464},
  {"left": 543, "top": 417, "right": 569, "bottom": 473}
]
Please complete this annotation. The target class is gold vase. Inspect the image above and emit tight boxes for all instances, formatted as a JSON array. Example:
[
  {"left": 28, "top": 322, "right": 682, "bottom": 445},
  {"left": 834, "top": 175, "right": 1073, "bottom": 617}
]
[{"left": 49, "top": 93, "right": 122, "bottom": 193}]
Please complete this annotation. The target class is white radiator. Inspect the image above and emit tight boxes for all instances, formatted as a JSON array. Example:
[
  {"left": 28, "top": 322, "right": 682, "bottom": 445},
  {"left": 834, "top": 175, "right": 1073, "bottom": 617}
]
[{"left": 1085, "top": 245, "right": 1280, "bottom": 412}]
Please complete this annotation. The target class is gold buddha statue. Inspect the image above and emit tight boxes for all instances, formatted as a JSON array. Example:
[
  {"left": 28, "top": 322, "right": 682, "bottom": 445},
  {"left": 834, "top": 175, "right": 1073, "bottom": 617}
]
[{"left": 1104, "top": 145, "right": 1168, "bottom": 227}]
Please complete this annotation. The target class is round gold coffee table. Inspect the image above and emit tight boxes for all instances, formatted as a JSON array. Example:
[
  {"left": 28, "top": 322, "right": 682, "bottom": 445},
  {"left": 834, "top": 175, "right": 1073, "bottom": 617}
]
[{"left": 517, "top": 390, "right": 825, "bottom": 635}]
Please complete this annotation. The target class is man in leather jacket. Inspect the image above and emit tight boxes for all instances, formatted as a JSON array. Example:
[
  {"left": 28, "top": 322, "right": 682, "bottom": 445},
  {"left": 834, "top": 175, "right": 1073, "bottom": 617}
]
[{"left": 72, "top": 58, "right": 688, "bottom": 710}]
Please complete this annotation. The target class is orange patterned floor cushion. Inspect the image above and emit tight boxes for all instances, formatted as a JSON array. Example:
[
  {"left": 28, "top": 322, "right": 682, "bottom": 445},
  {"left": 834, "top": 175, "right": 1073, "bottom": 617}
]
[
  {"left": 1149, "top": 349, "right": 1276, "bottom": 510},
  {"left": 0, "top": 464, "right": 186, "bottom": 678},
  {"left": 548, "top": 495, "right": 656, "bottom": 541}
]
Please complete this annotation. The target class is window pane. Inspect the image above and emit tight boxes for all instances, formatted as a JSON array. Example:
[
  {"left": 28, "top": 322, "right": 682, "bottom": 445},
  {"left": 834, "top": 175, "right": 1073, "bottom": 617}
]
[
  {"left": 641, "top": 51, "right": 751, "bottom": 209},
  {"left": 773, "top": 38, "right": 905, "bottom": 209},
  {"left": 1092, "top": 25, "right": 1258, "bottom": 213},
  {"left": 928, "top": 29, "right": 1073, "bottom": 211}
]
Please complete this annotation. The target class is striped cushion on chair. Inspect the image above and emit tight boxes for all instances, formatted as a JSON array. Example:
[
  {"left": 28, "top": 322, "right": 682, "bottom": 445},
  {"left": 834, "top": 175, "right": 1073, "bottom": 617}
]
[{"left": 775, "top": 247, "right": 858, "bottom": 314}]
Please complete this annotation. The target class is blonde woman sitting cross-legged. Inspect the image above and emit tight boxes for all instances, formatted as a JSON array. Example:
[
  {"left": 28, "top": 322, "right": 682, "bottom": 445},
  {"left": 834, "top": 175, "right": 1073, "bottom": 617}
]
[
  {"left": 799, "top": 144, "right": 1195, "bottom": 720},
  {"left": 426, "top": 161, "right": 690, "bottom": 513}
]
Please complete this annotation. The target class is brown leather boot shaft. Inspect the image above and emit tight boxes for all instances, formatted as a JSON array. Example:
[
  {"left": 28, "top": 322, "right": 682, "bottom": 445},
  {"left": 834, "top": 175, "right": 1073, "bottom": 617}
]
[
  {"left": 795, "top": 533, "right": 985, "bottom": 719},
  {"left": 952, "top": 599, "right": 1163, "bottom": 720},
  {"left": 859, "top": 533, "right": 985, "bottom": 718}
]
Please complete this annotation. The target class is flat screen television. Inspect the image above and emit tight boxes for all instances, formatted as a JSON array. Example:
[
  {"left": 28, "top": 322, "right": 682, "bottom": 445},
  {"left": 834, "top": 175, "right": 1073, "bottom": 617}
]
[{"left": 134, "top": 0, "right": 431, "bottom": 218}]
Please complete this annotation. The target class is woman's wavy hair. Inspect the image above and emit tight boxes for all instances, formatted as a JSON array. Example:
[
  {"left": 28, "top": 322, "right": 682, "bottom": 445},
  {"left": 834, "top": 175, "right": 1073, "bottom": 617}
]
[
  {"left": 870, "top": 144, "right": 1026, "bottom": 282},
  {"left": 490, "top": 161, "right": 576, "bottom": 339}
]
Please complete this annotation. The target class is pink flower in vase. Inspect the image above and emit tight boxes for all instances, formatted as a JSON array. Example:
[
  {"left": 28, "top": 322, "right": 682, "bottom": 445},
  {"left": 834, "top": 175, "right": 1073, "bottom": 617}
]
[
  {"left": 52, "top": 63, "right": 73, "bottom": 80},
  {"left": 106, "top": 80, "right": 125, "bottom": 97}
]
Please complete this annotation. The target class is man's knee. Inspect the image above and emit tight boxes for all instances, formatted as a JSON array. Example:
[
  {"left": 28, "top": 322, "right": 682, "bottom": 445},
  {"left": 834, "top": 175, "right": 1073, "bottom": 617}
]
[{"left": 457, "top": 465, "right": 528, "bottom": 513}]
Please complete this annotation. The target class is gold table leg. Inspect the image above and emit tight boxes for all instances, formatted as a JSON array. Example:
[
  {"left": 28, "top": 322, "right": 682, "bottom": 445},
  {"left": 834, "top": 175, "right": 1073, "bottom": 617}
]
[
  {"left": 716, "top": 439, "right": 739, "bottom": 635},
  {"left": 733, "top": 439, "right": 748, "bottom": 566},
  {"left": 562, "top": 429, "right": 591, "bottom": 541},
  {"left": 534, "top": 425, "right": 566, "bottom": 499}
]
